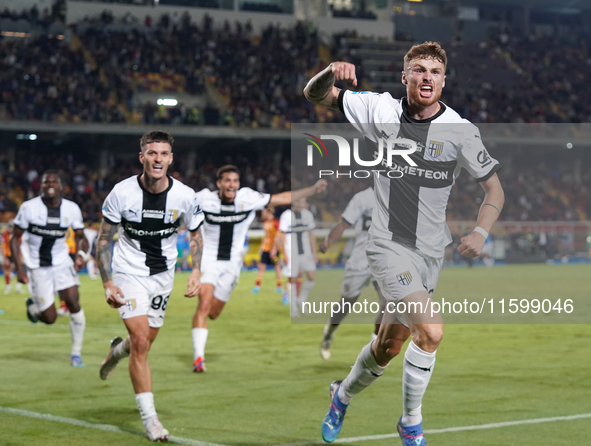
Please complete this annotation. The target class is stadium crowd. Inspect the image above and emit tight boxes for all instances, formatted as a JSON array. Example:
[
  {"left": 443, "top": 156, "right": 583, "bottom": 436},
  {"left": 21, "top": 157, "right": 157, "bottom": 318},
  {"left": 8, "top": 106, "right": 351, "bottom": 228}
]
[{"left": 2, "top": 8, "right": 591, "bottom": 126}]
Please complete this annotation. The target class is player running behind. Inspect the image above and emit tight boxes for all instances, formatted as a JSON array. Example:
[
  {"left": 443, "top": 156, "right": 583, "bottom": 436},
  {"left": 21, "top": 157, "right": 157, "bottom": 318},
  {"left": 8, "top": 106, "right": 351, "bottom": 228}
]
[
  {"left": 304, "top": 41, "right": 504, "bottom": 445},
  {"left": 10, "top": 171, "right": 89, "bottom": 367},
  {"left": 96, "top": 131, "right": 204, "bottom": 442},
  {"left": 190, "top": 165, "right": 326, "bottom": 372},
  {"left": 318, "top": 186, "right": 411, "bottom": 359},
  {"left": 276, "top": 197, "right": 318, "bottom": 316},
  {"left": 252, "top": 206, "right": 282, "bottom": 294}
]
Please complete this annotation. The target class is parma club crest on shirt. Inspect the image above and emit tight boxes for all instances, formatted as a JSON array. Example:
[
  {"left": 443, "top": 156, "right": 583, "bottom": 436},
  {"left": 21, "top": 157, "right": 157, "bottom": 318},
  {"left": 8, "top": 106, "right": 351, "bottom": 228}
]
[
  {"left": 396, "top": 271, "right": 413, "bottom": 286},
  {"left": 125, "top": 299, "right": 137, "bottom": 311},
  {"left": 166, "top": 210, "right": 179, "bottom": 223},
  {"left": 428, "top": 140, "right": 444, "bottom": 158}
]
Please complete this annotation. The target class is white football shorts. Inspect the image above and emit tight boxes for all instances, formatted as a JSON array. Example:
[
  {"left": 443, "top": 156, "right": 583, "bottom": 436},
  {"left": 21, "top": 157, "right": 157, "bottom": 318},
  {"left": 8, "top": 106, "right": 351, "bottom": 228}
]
[
  {"left": 282, "top": 253, "right": 316, "bottom": 279},
  {"left": 113, "top": 269, "right": 174, "bottom": 328},
  {"left": 201, "top": 260, "right": 240, "bottom": 303},
  {"left": 366, "top": 237, "right": 443, "bottom": 304},
  {"left": 28, "top": 264, "right": 80, "bottom": 312}
]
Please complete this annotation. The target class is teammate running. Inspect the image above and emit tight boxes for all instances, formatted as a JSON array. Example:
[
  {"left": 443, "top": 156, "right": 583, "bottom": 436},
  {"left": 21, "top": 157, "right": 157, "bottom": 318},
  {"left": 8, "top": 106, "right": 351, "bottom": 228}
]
[
  {"left": 10, "top": 171, "right": 89, "bottom": 367},
  {"left": 252, "top": 206, "right": 282, "bottom": 294},
  {"left": 304, "top": 42, "right": 505, "bottom": 445},
  {"left": 96, "top": 131, "right": 204, "bottom": 442},
  {"left": 277, "top": 197, "right": 318, "bottom": 316},
  {"left": 190, "top": 165, "right": 326, "bottom": 372},
  {"left": 317, "top": 187, "right": 410, "bottom": 359}
]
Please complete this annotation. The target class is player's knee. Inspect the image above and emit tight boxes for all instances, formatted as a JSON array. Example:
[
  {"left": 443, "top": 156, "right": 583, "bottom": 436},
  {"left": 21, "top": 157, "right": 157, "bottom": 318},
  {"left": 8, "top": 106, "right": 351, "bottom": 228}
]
[
  {"left": 41, "top": 314, "right": 57, "bottom": 325},
  {"left": 419, "top": 324, "right": 443, "bottom": 347},
  {"left": 208, "top": 308, "right": 221, "bottom": 320},
  {"left": 130, "top": 334, "right": 151, "bottom": 355},
  {"left": 198, "top": 302, "right": 211, "bottom": 316}
]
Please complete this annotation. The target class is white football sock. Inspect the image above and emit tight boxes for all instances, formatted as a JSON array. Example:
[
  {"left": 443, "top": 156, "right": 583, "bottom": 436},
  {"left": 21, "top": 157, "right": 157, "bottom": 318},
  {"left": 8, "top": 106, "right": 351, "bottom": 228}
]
[
  {"left": 113, "top": 336, "right": 130, "bottom": 359},
  {"left": 15, "top": 282, "right": 22, "bottom": 292},
  {"left": 192, "top": 328, "right": 208, "bottom": 360},
  {"left": 401, "top": 340, "right": 436, "bottom": 426},
  {"left": 338, "top": 341, "right": 388, "bottom": 405},
  {"left": 69, "top": 309, "right": 85, "bottom": 357},
  {"left": 298, "top": 280, "right": 315, "bottom": 305},
  {"left": 135, "top": 392, "right": 157, "bottom": 423}
]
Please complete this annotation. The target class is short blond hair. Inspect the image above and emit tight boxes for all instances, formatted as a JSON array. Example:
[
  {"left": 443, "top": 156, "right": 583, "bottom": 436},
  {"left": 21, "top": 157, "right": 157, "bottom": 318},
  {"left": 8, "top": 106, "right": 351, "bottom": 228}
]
[{"left": 404, "top": 41, "right": 447, "bottom": 70}]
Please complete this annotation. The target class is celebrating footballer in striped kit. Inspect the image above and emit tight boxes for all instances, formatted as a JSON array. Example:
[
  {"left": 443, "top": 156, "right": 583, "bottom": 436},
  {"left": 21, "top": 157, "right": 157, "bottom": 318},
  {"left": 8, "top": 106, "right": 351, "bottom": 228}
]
[
  {"left": 305, "top": 41, "right": 505, "bottom": 445},
  {"left": 10, "top": 170, "right": 89, "bottom": 368},
  {"left": 96, "top": 130, "right": 204, "bottom": 442}
]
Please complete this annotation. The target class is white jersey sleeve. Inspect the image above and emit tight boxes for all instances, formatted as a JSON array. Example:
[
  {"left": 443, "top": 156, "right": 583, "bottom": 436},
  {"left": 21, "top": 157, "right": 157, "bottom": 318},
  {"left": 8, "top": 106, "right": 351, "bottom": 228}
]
[
  {"left": 14, "top": 202, "right": 30, "bottom": 230},
  {"left": 341, "top": 193, "right": 365, "bottom": 226},
  {"left": 237, "top": 188, "right": 271, "bottom": 211},
  {"left": 279, "top": 210, "right": 291, "bottom": 233},
  {"left": 185, "top": 194, "right": 204, "bottom": 231},
  {"left": 457, "top": 125, "right": 501, "bottom": 181},
  {"left": 340, "top": 90, "right": 382, "bottom": 125},
  {"left": 69, "top": 202, "right": 85, "bottom": 231},
  {"left": 102, "top": 186, "right": 123, "bottom": 224}
]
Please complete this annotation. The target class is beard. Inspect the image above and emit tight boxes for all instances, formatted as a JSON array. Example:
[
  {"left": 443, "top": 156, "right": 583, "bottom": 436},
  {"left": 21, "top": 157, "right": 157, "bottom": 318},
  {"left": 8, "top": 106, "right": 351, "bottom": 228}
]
[{"left": 407, "top": 84, "right": 442, "bottom": 108}]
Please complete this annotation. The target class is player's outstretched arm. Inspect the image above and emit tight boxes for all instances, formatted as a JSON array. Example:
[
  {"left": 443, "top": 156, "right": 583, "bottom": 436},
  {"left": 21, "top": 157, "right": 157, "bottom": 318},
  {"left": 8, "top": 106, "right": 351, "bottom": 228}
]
[
  {"left": 303, "top": 62, "right": 357, "bottom": 109},
  {"left": 185, "top": 227, "right": 203, "bottom": 297},
  {"left": 9, "top": 226, "right": 28, "bottom": 284},
  {"left": 73, "top": 229, "right": 89, "bottom": 270},
  {"left": 319, "top": 219, "right": 351, "bottom": 253},
  {"left": 269, "top": 179, "right": 327, "bottom": 206},
  {"left": 458, "top": 173, "right": 504, "bottom": 258},
  {"left": 96, "top": 219, "right": 125, "bottom": 308}
]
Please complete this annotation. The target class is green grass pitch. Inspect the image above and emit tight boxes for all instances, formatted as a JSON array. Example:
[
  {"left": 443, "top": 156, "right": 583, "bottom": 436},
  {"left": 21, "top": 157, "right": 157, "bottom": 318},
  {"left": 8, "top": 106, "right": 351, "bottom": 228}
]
[{"left": 0, "top": 264, "right": 590, "bottom": 445}]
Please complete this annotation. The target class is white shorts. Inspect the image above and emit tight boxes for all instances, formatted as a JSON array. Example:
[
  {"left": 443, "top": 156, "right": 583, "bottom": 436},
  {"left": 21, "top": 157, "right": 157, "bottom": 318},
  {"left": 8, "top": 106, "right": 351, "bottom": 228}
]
[
  {"left": 341, "top": 263, "right": 373, "bottom": 299},
  {"left": 28, "top": 264, "right": 80, "bottom": 312},
  {"left": 114, "top": 269, "right": 174, "bottom": 328},
  {"left": 366, "top": 238, "right": 443, "bottom": 304},
  {"left": 201, "top": 260, "right": 240, "bottom": 303},
  {"left": 283, "top": 253, "right": 316, "bottom": 279}
]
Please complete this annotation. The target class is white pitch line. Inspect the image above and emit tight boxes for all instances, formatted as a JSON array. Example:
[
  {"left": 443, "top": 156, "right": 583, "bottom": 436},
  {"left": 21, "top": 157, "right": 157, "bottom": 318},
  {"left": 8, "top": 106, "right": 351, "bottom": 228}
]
[
  {"left": 274, "top": 412, "right": 591, "bottom": 445},
  {"left": 0, "top": 406, "right": 227, "bottom": 446}
]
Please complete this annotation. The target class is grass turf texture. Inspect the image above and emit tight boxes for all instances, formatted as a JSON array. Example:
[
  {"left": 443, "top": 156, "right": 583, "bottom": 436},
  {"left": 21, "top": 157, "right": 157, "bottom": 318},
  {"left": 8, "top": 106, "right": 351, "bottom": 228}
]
[{"left": 0, "top": 264, "right": 589, "bottom": 445}]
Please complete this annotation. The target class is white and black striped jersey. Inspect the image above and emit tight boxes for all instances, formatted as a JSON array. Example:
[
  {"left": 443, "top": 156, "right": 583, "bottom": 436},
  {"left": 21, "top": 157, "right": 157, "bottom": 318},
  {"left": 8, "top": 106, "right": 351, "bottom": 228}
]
[
  {"left": 196, "top": 188, "right": 271, "bottom": 266},
  {"left": 341, "top": 187, "right": 374, "bottom": 271},
  {"left": 279, "top": 208, "right": 316, "bottom": 257},
  {"left": 102, "top": 175, "right": 203, "bottom": 276},
  {"left": 339, "top": 90, "right": 501, "bottom": 258},
  {"left": 14, "top": 196, "right": 84, "bottom": 269}
]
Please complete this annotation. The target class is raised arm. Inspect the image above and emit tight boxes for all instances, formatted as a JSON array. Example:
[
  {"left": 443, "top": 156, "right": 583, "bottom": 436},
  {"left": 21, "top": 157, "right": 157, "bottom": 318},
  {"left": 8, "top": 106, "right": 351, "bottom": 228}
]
[
  {"left": 96, "top": 219, "right": 125, "bottom": 308},
  {"left": 303, "top": 62, "right": 357, "bottom": 109},
  {"left": 319, "top": 219, "right": 351, "bottom": 253},
  {"left": 185, "top": 227, "right": 203, "bottom": 297},
  {"left": 269, "top": 180, "right": 327, "bottom": 206},
  {"left": 457, "top": 173, "right": 504, "bottom": 258},
  {"left": 9, "top": 226, "right": 28, "bottom": 284}
]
